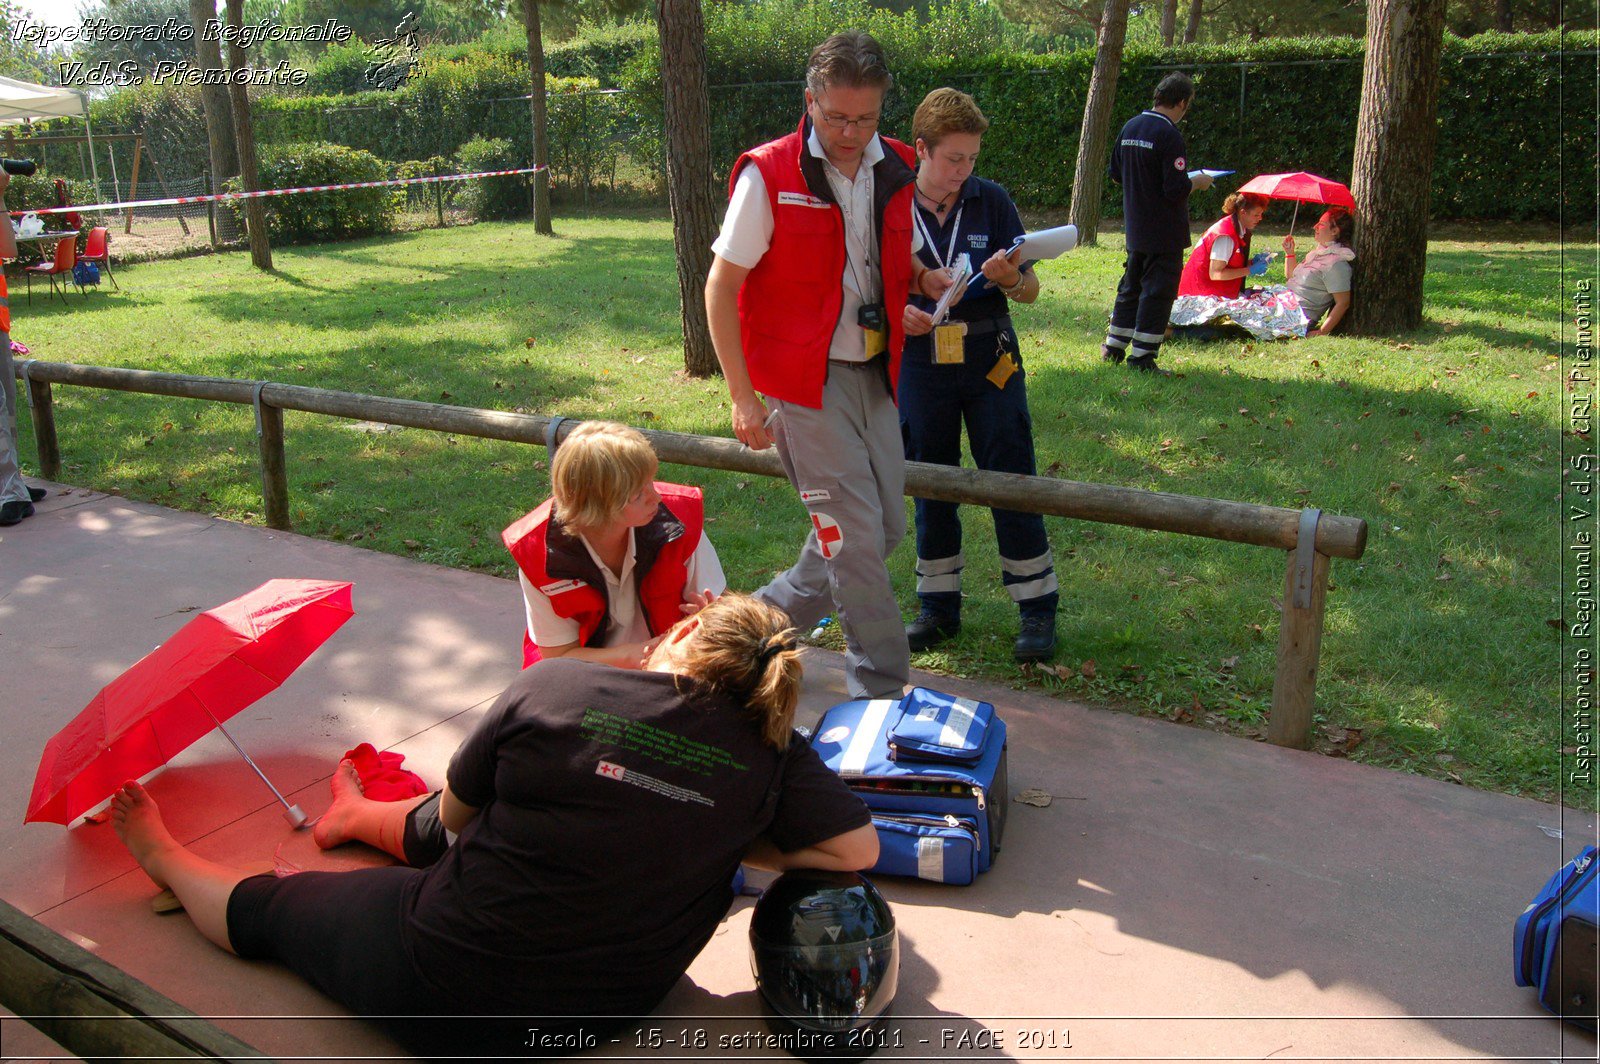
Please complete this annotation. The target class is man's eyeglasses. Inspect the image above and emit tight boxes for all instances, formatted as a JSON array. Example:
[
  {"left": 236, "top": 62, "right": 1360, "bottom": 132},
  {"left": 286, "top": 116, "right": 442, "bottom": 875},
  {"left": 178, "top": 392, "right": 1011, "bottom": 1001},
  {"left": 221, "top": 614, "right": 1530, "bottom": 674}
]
[{"left": 814, "top": 108, "right": 880, "bottom": 131}]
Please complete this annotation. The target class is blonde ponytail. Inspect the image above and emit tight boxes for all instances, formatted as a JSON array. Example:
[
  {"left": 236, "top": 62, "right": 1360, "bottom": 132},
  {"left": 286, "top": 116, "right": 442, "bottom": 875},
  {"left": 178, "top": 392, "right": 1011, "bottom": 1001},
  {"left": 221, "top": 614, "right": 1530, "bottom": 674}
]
[{"left": 675, "top": 595, "right": 803, "bottom": 749}]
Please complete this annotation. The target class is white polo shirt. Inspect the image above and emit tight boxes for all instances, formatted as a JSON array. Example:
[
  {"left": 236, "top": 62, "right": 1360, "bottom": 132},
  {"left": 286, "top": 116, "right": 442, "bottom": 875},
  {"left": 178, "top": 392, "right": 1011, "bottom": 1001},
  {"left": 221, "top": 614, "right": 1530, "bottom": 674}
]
[{"left": 519, "top": 530, "right": 727, "bottom": 649}]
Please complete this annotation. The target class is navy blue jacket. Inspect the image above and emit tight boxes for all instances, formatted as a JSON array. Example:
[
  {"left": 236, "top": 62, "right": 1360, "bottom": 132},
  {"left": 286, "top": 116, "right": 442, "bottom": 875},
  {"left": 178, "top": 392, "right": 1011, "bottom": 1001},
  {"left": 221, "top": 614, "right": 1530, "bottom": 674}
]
[
  {"left": 909, "top": 174, "right": 1028, "bottom": 324},
  {"left": 1108, "top": 110, "right": 1193, "bottom": 254}
]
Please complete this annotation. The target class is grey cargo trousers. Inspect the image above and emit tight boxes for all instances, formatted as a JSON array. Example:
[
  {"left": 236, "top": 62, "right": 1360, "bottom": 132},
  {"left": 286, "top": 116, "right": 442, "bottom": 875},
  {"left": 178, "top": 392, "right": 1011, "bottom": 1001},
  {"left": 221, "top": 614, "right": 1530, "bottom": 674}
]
[{"left": 758, "top": 357, "right": 911, "bottom": 699}]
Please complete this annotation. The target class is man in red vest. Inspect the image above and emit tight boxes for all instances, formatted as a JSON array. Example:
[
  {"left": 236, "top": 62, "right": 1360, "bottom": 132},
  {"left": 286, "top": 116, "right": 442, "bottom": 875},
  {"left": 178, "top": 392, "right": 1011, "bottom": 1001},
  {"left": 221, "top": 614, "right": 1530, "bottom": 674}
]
[
  {"left": 704, "top": 31, "right": 952, "bottom": 699},
  {"left": 0, "top": 169, "right": 38, "bottom": 528}
]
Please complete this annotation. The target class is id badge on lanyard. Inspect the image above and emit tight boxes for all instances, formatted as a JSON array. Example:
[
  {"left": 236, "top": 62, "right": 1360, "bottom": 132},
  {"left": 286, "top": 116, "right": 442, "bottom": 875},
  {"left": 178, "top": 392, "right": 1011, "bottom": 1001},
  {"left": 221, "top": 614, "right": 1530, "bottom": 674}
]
[
  {"left": 933, "top": 322, "right": 966, "bottom": 364},
  {"left": 916, "top": 203, "right": 966, "bottom": 364}
]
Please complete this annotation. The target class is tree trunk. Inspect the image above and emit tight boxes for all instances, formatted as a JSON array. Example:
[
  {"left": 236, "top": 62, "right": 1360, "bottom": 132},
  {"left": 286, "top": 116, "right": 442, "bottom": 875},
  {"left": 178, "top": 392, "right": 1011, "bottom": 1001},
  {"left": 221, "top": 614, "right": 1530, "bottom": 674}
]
[
  {"left": 1160, "top": 0, "right": 1178, "bottom": 45},
  {"left": 1066, "top": 0, "right": 1130, "bottom": 247},
  {"left": 656, "top": 0, "right": 719, "bottom": 378},
  {"left": 1183, "top": 0, "right": 1203, "bottom": 43},
  {"left": 223, "top": 0, "right": 270, "bottom": 269},
  {"left": 1346, "top": 0, "right": 1447, "bottom": 335},
  {"left": 1495, "top": 0, "right": 1512, "bottom": 31},
  {"left": 188, "top": 0, "right": 237, "bottom": 245},
  {"left": 521, "top": 0, "right": 553, "bottom": 235}
]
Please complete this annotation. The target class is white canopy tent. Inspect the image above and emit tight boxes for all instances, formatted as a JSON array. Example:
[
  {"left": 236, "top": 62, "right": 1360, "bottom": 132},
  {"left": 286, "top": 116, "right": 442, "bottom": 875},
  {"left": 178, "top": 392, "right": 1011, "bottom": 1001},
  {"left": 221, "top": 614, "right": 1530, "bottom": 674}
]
[{"left": 0, "top": 75, "right": 101, "bottom": 194}]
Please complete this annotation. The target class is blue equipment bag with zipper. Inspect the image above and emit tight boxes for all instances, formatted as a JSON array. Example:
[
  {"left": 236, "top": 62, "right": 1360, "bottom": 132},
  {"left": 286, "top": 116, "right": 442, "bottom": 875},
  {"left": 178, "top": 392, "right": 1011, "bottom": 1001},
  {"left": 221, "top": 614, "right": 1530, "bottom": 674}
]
[
  {"left": 810, "top": 688, "right": 1007, "bottom": 886},
  {"left": 1514, "top": 845, "right": 1599, "bottom": 1030}
]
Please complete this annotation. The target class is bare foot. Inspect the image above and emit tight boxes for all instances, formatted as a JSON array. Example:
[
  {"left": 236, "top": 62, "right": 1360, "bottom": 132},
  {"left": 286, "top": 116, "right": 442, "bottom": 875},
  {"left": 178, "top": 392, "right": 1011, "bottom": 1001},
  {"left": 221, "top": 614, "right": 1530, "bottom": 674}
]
[
  {"left": 312, "top": 760, "right": 368, "bottom": 850},
  {"left": 110, "top": 781, "right": 180, "bottom": 890}
]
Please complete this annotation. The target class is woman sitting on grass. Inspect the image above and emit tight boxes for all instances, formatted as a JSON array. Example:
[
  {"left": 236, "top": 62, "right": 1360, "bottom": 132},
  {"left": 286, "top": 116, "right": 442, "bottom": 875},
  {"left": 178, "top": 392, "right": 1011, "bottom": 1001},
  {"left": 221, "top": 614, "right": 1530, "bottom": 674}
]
[
  {"left": 1282, "top": 208, "right": 1355, "bottom": 337},
  {"left": 112, "top": 594, "right": 877, "bottom": 1056},
  {"left": 1176, "top": 191, "right": 1271, "bottom": 302},
  {"left": 502, "top": 419, "right": 725, "bottom": 669}
]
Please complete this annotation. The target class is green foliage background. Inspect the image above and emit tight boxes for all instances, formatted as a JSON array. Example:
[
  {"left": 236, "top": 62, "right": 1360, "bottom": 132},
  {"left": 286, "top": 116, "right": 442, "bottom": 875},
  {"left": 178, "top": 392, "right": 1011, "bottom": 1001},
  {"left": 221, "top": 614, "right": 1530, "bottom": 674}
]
[
  {"left": 45, "top": 1, "right": 1599, "bottom": 223},
  {"left": 618, "top": 8, "right": 1593, "bottom": 222},
  {"left": 232, "top": 142, "right": 400, "bottom": 242},
  {"left": 453, "top": 136, "right": 528, "bottom": 220}
]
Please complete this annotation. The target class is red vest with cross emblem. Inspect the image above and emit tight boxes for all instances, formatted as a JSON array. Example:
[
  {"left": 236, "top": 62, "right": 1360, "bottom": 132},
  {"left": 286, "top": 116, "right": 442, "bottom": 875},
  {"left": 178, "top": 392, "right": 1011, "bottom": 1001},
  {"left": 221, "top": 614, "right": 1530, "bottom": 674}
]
[{"left": 1179, "top": 214, "right": 1252, "bottom": 300}]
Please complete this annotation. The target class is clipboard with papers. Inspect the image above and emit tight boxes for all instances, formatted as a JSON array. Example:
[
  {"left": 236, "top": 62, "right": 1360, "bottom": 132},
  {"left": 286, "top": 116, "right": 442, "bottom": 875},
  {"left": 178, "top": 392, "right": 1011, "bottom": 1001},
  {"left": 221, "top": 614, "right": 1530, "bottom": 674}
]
[
  {"left": 970, "top": 223, "right": 1079, "bottom": 293},
  {"left": 928, "top": 253, "right": 972, "bottom": 327}
]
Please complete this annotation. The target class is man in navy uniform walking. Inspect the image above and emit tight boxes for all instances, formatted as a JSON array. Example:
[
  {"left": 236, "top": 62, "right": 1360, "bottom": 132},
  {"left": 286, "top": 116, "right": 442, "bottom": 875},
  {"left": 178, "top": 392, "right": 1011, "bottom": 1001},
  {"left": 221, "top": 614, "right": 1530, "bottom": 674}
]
[{"left": 1102, "top": 72, "right": 1213, "bottom": 375}]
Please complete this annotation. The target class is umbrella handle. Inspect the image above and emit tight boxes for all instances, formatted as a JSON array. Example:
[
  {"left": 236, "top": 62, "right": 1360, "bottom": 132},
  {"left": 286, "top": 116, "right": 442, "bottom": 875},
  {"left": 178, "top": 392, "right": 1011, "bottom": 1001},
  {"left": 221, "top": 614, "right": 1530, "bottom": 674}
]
[{"left": 205, "top": 710, "right": 309, "bottom": 829}]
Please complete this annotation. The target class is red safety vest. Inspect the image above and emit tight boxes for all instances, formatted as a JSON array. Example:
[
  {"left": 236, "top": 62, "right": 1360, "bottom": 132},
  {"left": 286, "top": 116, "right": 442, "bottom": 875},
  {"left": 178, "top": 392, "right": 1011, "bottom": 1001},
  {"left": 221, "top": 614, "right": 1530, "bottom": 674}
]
[
  {"left": 1179, "top": 214, "right": 1252, "bottom": 300},
  {"left": 502, "top": 482, "right": 704, "bottom": 669},
  {"left": 729, "top": 116, "right": 916, "bottom": 409}
]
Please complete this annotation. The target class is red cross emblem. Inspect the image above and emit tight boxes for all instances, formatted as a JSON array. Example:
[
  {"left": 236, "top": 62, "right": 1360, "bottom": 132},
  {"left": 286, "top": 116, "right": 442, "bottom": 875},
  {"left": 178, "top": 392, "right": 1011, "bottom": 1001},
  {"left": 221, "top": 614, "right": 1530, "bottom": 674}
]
[{"left": 811, "top": 512, "right": 844, "bottom": 559}]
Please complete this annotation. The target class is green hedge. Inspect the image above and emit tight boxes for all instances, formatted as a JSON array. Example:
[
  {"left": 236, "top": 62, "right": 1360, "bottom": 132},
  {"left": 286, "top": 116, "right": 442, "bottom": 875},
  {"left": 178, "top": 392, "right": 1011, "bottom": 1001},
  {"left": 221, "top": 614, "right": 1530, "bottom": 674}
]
[
  {"left": 230, "top": 142, "right": 400, "bottom": 243},
  {"left": 453, "top": 136, "right": 528, "bottom": 221},
  {"left": 614, "top": 22, "right": 1594, "bottom": 222}
]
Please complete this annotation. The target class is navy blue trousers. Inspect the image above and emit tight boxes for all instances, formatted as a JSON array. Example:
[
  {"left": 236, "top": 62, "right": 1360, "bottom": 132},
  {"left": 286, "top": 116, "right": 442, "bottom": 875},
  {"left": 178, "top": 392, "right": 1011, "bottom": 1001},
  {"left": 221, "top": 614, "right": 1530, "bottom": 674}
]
[
  {"left": 898, "top": 320, "right": 1057, "bottom": 618},
  {"left": 1106, "top": 249, "right": 1184, "bottom": 363}
]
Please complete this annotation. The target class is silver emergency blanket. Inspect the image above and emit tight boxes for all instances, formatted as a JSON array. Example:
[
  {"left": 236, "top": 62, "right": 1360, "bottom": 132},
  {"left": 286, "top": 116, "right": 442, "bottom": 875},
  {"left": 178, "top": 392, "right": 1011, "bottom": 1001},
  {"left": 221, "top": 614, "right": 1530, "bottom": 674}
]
[{"left": 1169, "top": 284, "right": 1310, "bottom": 340}]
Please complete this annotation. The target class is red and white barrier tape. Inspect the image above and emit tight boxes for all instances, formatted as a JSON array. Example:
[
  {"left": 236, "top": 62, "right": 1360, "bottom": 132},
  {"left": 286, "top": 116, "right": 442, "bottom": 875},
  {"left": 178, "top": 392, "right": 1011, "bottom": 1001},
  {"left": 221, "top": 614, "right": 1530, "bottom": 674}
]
[{"left": 13, "top": 165, "right": 548, "bottom": 217}]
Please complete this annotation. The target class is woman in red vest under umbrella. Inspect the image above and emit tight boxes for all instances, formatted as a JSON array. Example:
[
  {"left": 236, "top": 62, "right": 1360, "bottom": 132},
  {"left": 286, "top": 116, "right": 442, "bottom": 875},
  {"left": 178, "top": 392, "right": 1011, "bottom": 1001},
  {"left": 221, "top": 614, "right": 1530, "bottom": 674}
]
[
  {"left": 1178, "top": 191, "right": 1271, "bottom": 302},
  {"left": 1168, "top": 192, "right": 1311, "bottom": 342}
]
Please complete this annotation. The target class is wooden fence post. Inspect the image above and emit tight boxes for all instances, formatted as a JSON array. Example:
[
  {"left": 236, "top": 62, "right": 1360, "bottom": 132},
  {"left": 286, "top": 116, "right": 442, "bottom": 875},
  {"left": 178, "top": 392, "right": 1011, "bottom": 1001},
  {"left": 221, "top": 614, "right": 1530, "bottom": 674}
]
[
  {"left": 22, "top": 366, "right": 60, "bottom": 480},
  {"left": 253, "top": 383, "right": 289, "bottom": 530},
  {"left": 1268, "top": 546, "right": 1331, "bottom": 748}
]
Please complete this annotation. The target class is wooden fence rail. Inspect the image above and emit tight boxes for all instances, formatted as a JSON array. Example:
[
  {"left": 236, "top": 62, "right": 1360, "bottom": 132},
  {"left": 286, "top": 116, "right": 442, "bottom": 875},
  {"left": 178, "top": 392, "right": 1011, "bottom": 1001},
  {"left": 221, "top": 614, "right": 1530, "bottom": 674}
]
[
  {"left": 0, "top": 897, "right": 268, "bottom": 1062},
  {"left": 15, "top": 359, "right": 1367, "bottom": 749}
]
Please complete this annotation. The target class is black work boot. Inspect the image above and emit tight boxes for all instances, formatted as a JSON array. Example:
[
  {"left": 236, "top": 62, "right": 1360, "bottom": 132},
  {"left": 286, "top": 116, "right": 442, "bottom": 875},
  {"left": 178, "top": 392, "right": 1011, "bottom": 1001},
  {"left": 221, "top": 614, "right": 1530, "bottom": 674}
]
[
  {"left": 1126, "top": 355, "right": 1173, "bottom": 377},
  {"left": 1014, "top": 613, "right": 1058, "bottom": 662},
  {"left": 906, "top": 609, "right": 960, "bottom": 652},
  {"left": 1100, "top": 344, "right": 1125, "bottom": 364}
]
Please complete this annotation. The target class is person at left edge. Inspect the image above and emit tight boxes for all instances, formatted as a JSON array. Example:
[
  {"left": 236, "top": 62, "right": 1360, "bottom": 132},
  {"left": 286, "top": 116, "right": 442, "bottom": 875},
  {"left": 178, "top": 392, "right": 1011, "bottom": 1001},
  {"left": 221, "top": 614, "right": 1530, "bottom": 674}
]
[
  {"left": 0, "top": 169, "right": 43, "bottom": 528},
  {"left": 898, "top": 87, "right": 1058, "bottom": 663},
  {"left": 704, "top": 30, "right": 952, "bottom": 699},
  {"left": 502, "top": 420, "right": 725, "bottom": 669}
]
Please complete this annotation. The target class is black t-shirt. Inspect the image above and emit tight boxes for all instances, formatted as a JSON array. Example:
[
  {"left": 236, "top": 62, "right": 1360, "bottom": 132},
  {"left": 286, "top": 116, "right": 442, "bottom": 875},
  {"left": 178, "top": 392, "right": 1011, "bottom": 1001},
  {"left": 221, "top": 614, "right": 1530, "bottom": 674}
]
[
  {"left": 1108, "top": 110, "right": 1193, "bottom": 254},
  {"left": 398, "top": 658, "right": 870, "bottom": 1018}
]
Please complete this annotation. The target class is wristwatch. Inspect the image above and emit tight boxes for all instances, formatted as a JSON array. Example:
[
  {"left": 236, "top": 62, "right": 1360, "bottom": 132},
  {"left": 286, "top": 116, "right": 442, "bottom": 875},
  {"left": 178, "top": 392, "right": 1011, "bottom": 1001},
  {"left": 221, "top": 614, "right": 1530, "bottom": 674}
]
[{"left": 999, "top": 274, "right": 1027, "bottom": 298}]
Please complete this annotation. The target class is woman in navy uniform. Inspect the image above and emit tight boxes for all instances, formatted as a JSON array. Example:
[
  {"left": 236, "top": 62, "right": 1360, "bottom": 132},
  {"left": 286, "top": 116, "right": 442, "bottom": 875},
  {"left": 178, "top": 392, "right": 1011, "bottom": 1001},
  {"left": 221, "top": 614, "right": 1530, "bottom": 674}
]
[{"left": 899, "top": 87, "right": 1058, "bottom": 662}]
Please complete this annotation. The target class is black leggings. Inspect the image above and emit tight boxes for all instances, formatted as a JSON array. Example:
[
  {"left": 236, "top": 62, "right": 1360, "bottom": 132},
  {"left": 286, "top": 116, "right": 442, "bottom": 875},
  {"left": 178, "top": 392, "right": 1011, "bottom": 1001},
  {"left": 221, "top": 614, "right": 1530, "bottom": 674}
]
[
  {"left": 402, "top": 791, "right": 452, "bottom": 867},
  {"left": 225, "top": 806, "right": 632, "bottom": 1059}
]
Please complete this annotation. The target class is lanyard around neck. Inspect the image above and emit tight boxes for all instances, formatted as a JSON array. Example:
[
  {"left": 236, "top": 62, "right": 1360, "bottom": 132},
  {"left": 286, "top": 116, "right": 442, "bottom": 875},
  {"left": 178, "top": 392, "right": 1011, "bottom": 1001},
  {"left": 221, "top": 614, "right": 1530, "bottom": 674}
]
[{"left": 913, "top": 197, "right": 964, "bottom": 271}]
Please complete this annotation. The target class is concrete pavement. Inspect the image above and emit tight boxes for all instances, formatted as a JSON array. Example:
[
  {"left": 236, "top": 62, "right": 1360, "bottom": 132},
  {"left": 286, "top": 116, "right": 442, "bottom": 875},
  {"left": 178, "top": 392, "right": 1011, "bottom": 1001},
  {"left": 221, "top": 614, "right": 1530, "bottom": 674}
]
[{"left": 0, "top": 484, "right": 1593, "bottom": 1062}]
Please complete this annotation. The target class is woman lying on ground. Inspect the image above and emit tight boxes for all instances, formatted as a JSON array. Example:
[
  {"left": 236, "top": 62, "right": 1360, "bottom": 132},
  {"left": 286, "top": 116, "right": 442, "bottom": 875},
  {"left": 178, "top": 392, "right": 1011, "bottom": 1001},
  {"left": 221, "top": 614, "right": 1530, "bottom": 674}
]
[
  {"left": 1282, "top": 208, "right": 1356, "bottom": 337},
  {"left": 112, "top": 594, "right": 877, "bottom": 1057},
  {"left": 502, "top": 419, "right": 725, "bottom": 670}
]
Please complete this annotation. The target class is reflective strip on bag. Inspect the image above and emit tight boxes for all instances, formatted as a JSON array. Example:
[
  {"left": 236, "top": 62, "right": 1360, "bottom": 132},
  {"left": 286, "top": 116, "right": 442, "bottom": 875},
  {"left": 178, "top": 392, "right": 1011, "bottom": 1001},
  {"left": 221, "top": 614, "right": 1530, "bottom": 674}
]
[{"left": 840, "top": 699, "right": 895, "bottom": 775}]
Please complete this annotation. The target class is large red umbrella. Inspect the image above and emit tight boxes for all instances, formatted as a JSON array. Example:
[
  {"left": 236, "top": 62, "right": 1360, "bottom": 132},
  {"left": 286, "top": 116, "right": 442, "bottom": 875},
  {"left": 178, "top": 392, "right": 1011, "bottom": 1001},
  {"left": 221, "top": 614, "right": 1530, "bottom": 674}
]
[
  {"left": 25, "top": 579, "right": 354, "bottom": 828},
  {"left": 1237, "top": 171, "right": 1356, "bottom": 237}
]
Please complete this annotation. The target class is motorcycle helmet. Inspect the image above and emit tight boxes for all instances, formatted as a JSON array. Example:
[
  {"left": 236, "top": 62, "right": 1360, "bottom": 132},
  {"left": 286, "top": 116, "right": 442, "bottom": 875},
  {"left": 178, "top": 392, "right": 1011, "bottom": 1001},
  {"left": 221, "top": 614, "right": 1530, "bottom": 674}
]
[{"left": 750, "top": 869, "right": 899, "bottom": 1058}]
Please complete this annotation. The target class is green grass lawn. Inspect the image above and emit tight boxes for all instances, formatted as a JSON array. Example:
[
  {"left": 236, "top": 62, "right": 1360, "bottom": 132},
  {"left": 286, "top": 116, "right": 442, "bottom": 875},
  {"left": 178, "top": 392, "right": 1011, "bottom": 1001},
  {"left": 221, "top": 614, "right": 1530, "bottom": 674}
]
[{"left": 8, "top": 215, "right": 1572, "bottom": 803}]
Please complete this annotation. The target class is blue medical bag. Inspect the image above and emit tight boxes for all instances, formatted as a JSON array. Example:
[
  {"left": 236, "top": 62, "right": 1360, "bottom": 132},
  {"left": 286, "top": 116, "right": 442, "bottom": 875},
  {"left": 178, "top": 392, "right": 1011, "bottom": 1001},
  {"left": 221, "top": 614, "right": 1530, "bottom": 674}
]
[
  {"left": 810, "top": 689, "right": 1007, "bottom": 886},
  {"left": 1514, "top": 845, "right": 1599, "bottom": 1030}
]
